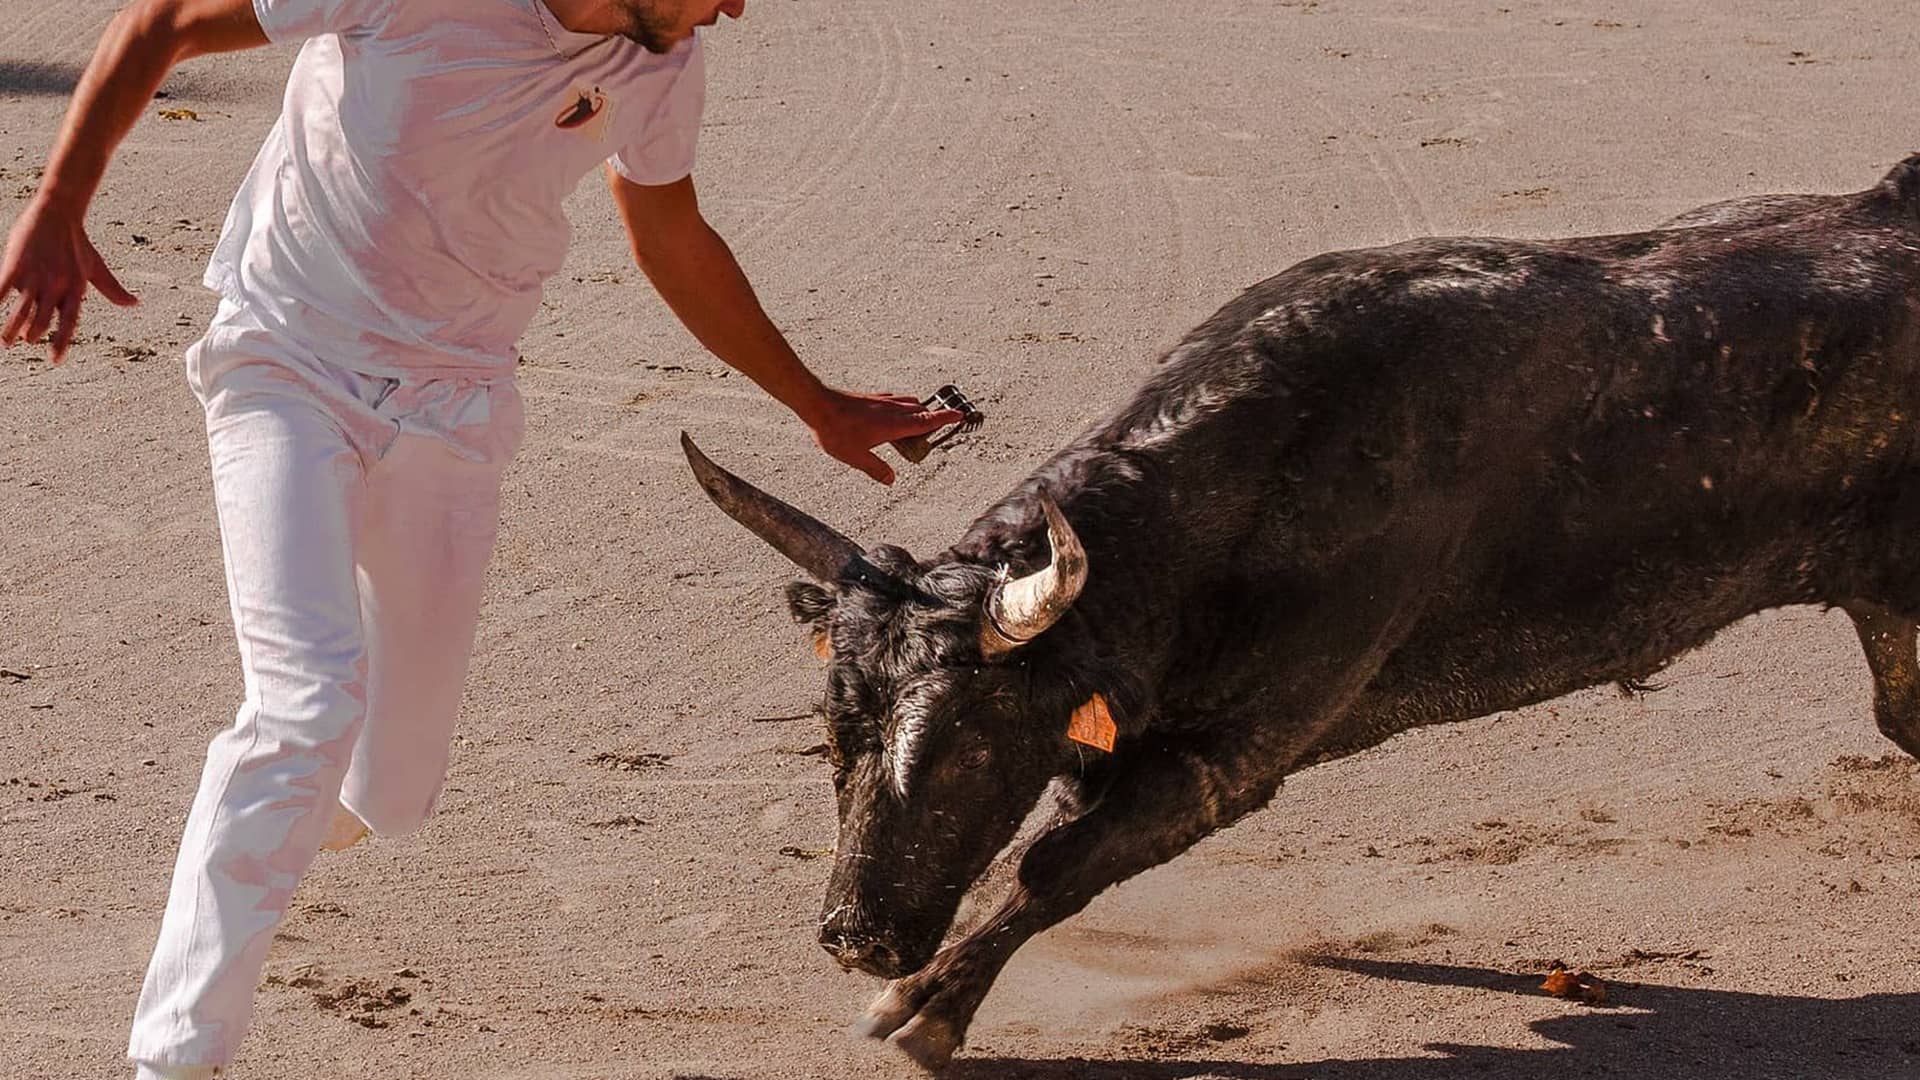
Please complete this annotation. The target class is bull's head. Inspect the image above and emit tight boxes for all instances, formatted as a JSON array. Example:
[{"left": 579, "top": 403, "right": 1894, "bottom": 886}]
[{"left": 681, "top": 434, "right": 1101, "bottom": 977}]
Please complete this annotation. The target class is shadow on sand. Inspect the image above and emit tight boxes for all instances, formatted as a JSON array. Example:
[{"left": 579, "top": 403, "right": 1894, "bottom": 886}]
[
  {"left": 951, "top": 957, "right": 1920, "bottom": 1080},
  {"left": 0, "top": 59, "right": 237, "bottom": 101},
  {"left": 0, "top": 61, "right": 85, "bottom": 97}
]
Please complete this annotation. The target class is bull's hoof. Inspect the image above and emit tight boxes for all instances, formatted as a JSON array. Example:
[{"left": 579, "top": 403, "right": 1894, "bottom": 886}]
[
  {"left": 853, "top": 982, "right": 964, "bottom": 1072},
  {"left": 852, "top": 982, "right": 916, "bottom": 1040},
  {"left": 888, "top": 1013, "right": 963, "bottom": 1073}
]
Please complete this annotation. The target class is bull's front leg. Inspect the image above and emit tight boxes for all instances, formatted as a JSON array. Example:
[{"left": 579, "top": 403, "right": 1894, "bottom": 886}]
[{"left": 856, "top": 738, "right": 1285, "bottom": 1071}]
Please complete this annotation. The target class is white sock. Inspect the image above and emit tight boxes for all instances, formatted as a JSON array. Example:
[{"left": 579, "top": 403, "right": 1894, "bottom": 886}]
[{"left": 134, "top": 1065, "right": 219, "bottom": 1080}]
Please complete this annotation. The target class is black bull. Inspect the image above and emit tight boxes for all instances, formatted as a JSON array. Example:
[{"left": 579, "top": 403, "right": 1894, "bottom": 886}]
[{"left": 681, "top": 156, "right": 1920, "bottom": 1070}]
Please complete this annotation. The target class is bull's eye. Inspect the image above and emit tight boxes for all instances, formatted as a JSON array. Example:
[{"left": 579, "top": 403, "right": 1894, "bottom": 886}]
[{"left": 959, "top": 743, "right": 992, "bottom": 771}]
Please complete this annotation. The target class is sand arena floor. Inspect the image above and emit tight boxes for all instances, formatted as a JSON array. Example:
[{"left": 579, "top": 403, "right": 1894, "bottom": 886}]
[{"left": 4, "top": 2, "right": 1919, "bottom": 1077}]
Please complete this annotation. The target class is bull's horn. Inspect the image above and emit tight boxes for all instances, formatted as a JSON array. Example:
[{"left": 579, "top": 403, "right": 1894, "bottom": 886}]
[
  {"left": 681, "top": 432, "right": 863, "bottom": 583},
  {"left": 982, "top": 493, "right": 1088, "bottom": 655}
]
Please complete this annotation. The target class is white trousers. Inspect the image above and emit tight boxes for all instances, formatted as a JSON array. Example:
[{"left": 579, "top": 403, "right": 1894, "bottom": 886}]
[{"left": 128, "top": 301, "right": 523, "bottom": 1070}]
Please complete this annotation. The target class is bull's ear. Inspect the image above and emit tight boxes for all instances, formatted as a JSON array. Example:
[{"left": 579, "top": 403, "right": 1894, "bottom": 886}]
[
  {"left": 787, "top": 581, "right": 834, "bottom": 621},
  {"left": 786, "top": 582, "right": 836, "bottom": 659}
]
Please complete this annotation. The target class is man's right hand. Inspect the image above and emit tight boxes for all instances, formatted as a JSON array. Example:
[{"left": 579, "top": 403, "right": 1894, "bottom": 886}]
[
  {"left": 0, "top": 197, "right": 140, "bottom": 364},
  {"left": 0, "top": 0, "right": 270, "bottom": 365}
]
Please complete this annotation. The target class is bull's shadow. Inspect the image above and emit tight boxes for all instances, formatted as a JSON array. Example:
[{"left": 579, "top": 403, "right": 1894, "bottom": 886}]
[{"left": 951, "top": 957, "right": 1920, "bottom": 1080}]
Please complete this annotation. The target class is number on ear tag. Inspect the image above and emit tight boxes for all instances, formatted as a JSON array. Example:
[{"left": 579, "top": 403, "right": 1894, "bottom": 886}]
[{"left": 1068, "top": 693, "right": 1117, "bottom": 752}]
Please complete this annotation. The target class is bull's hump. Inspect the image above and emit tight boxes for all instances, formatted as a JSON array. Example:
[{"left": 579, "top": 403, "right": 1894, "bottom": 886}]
[{"left": 1877, "top": 152, "right": 1920, "bottom": 206}]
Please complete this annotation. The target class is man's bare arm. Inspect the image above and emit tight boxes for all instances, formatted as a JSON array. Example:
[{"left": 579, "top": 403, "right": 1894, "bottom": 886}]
[
  {"left": 0, "top": 0, "right": 269, "bottom": 361},
  {"left": 607, "top": 169, "right": 960, "bottom": 485}
]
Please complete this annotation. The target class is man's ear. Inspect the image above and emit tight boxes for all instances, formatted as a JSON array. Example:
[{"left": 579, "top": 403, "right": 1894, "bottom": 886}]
[{"left": 786, "top": 582, "right": 835, "bottom": 658}]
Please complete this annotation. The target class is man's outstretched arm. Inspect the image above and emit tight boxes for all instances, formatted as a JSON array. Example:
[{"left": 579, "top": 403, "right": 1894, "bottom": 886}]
[
  {"left": 0, "top": 0, "right": 269, "bottom": 362},
  {"left": 607, "top": 169, "right": 961, "bottom": 485}
]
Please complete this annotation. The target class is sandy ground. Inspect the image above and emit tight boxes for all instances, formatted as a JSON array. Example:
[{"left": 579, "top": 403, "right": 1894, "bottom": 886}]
[{"left": 5, "top": 1, "right": 1920, "bottom": 1078}]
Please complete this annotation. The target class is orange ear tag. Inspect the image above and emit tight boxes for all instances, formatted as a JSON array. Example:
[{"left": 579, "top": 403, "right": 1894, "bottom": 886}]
[
  {"left": 1068, "top": 694, "right": 1117, "bottom": 752},
  {"left": 812, "top": 632, "right": 832, "bottom": 661}
]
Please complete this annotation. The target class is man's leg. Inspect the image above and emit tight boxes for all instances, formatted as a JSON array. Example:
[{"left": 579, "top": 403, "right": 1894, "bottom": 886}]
[
  {"left": 128, "top": 343, "right": 373, "bottom": 1072},
  {"left": 336, "top": 377, "right": 523, "bottom": 837}
]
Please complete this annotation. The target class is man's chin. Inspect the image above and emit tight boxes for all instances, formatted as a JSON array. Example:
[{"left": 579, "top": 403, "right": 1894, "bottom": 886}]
[
  {"left": 628, "top": 30, "right": 675, "bottom": 53},
  {"left": 625, "top": 15, "right": 684, "bottom": 54}
]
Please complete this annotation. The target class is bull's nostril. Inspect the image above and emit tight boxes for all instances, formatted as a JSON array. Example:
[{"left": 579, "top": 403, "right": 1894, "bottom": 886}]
[{"left": 821, "top": 934, "right": 905, "bottom": 976}]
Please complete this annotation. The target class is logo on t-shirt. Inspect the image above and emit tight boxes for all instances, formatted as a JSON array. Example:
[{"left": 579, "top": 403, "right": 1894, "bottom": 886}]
[{"left": 556, "top": 86, "right": 608, "bottom": 131}]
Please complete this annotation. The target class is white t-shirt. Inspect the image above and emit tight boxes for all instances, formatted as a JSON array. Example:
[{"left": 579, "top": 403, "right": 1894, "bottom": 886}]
[{"left": 207, "top": 0, "right": 706, "bottom": 377}]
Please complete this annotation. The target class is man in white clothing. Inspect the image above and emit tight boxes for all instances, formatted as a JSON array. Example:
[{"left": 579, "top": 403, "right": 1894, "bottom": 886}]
[{"left": 0, "top": 2, "right": 961, "bottom": 1077}]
